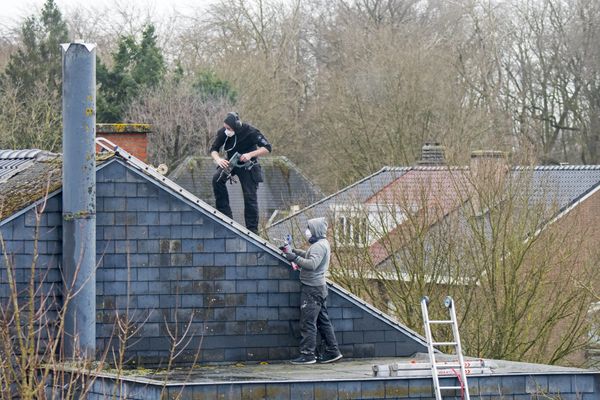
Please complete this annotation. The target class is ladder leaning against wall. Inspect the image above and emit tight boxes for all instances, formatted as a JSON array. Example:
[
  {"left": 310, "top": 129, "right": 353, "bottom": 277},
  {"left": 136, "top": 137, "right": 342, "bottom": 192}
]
[{"left": 421, "top": 296, "right": 470, "bottom": 400}]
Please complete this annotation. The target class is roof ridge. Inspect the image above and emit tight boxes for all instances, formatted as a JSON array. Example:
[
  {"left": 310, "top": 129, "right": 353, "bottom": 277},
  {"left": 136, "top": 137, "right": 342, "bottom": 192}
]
[
  {"left": 514, "top": 165, "right": 600, "bottom": 171},
  {"left": 384, "top": 164, "right": 600, "bottom": 171},
  {"left": 383, "top": 165, "right": 468, "bottom": 171},
  {"left": 0, "top": 149, "right": 58, "bottom": 160}
]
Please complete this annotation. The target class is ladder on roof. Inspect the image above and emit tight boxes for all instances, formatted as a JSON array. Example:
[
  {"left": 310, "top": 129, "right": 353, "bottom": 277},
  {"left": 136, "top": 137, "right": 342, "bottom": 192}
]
[{"left": 421, "top": 296, "right": 470, "bottom": 400}]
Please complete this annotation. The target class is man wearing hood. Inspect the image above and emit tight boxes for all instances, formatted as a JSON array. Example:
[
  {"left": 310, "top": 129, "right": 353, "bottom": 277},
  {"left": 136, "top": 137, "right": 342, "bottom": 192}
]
[
  {"left": 210, "top": 112, "right": 272, "bottom": 234},
  {"left": 282, "top": 217, "right": 343, "bottom": 365}
]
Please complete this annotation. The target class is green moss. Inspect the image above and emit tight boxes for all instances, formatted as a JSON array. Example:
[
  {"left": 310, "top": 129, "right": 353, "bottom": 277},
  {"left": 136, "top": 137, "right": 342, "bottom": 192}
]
[
  {"left": 186, "top": 158, "right": 198, "bottom": 172},
  {"left": 272, "top": 158, "right": 291, "bottom": 183},
  {"left": 0, "top": 153, "right": 115, "bottom": 222},
  {"left": 96, "top": 123, "right": 151, "bottom": 134}
]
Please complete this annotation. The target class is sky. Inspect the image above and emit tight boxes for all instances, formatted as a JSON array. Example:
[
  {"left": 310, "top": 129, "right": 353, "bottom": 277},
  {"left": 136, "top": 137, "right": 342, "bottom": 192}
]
[{"left": 0, "top": 0, "right": 216, "bottom": 30}]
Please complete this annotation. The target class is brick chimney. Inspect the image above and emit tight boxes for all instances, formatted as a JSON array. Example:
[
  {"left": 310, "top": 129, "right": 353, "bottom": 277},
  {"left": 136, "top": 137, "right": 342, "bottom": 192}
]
[
  {"left": 96, "top": 123, "right": 150, "bottom": 162},
  {"left": 418, "top": 143, "right": 446, "bottom": 166},
  {"left": 469, "top": 150, "right": 509, "bottom": 214},
  {"left": 470, "top": 150, "right": 508, "bottom": 179}
]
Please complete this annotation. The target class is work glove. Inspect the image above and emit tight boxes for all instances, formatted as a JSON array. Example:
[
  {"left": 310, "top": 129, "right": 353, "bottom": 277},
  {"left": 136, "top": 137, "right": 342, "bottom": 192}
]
[{"left": 284, "top": 252, "right": 298, "bottom": 261}]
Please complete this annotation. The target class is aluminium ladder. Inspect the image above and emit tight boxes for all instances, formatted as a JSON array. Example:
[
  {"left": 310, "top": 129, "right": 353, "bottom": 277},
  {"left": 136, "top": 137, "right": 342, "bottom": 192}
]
[{"left": 421, "top": 296, "right": 470, "bottom": 400}]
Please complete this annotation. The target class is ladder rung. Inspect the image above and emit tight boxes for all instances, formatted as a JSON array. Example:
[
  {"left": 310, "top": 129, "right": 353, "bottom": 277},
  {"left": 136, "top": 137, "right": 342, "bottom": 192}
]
[
  {"left": 429, "top": 320, "right": 453, "bottom": 324},
  {"left": 432, "top": 342, "right": 457, "bottom": 346},
  {"left": 440, "top": 386, "right": 462, "bottom": 390}
]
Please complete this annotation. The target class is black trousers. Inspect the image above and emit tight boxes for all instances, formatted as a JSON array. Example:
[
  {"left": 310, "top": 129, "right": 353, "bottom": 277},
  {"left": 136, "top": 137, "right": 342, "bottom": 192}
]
[
  {"left": 299, "top": 284, "right": 340, "bottom": 356},
  {"left": 212, "top": 167, "right": 259, "bottom": 233}
]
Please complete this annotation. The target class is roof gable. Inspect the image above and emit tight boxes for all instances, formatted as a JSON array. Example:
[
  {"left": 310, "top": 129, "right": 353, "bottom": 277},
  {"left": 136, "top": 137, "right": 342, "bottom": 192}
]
[
  {"left": 0, "top": 147, "right": 429, "bottom": 362},
  {"left": 100, "top": 157, "right": 428, "bottom": 354}
]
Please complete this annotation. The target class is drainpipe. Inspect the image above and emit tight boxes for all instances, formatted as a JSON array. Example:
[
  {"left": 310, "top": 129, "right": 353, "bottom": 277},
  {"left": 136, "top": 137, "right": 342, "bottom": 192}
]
[{"left": 61, "top": 42, "right": 96, "bottom": 359}]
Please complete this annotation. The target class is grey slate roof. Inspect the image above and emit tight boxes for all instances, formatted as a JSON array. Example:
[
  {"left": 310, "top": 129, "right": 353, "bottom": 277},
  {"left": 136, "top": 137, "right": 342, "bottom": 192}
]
[
  {"left": 0, "top": 150, "right": 114, "bottom": 222},
  {"left": 0, "top": 150, "right": 63, "bottom": 220},
  {"left": 169, "top": 156, "right": 325, "bottom": 226},
  {"left": 267, "top": 165, "right": 600, "bottom": 245},
  {"left": 0, "top": 149, "right": 57, "bottom": 183},
  {"left": 0, "top": 148, "right": 432, "bottom": 362},
  {"left": 516, "top": 166, "right": 600, "bottom": 213}
]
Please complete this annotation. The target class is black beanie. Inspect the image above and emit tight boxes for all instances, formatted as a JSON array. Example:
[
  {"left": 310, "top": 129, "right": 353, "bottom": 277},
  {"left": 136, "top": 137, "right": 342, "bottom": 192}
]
[{"left": 224, "top": 112, "right": 240, "bottom": 130}]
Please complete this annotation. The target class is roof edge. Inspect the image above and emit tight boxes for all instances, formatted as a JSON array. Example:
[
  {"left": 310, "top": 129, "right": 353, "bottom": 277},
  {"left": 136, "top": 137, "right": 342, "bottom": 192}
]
[{"left": 327, "top": 280, "right": 429, "bottom": 347}]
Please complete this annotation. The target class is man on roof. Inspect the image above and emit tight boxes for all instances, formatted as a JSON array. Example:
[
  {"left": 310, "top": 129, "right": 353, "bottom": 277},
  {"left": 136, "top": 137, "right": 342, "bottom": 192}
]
[
  {"left": 210, "top": 112, "right": 272, "bottom": 235},
  {"left": 282, "top": 217, "right": 343, "bottom": 365}
]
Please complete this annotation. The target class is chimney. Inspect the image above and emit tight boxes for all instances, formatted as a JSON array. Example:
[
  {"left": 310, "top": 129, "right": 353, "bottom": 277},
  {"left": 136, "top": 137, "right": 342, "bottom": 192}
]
[
  {"left": 418, "top": 143, "right": 446, "bottom": 166},
  {"left": 61, "top": 42, "right": 96, "bottom": 359},
  {"left": 470, "top": 150, "right": 508, "bottom": 179},
  {"left": 96, "top": 123, "right": 150, "bottom": 162},
  {"left": 469, "top": 150, "right": 509, "bottom": 214}
]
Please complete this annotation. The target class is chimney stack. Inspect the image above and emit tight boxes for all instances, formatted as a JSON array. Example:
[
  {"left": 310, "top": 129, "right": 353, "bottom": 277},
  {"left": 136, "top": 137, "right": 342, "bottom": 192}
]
[
  {"left": 469, "top": 150, "right": 509, "bottom": 215},
  {"left": 61, "top": 42, "right": 96, "bottom": 359},
  {"left": 96, "top": 123, "right": 150, "bottom": 162},
  {"left": 418, "top": 143, "right": 446, "bottom": 166},
  {"left": 470, "top": 150, "right": 508, "bottom": 179}
]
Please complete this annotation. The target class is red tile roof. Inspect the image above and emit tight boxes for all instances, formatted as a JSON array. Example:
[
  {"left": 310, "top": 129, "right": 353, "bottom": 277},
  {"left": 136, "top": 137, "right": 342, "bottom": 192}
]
[{"left": 366, "top": 169, "right": 472, "bottom": 265}]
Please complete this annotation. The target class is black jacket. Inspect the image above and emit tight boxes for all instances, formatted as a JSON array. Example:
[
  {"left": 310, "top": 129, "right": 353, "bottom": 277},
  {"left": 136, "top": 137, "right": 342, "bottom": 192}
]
[{"left": 209, "top": 123, "right": 272, "bottom": 160}]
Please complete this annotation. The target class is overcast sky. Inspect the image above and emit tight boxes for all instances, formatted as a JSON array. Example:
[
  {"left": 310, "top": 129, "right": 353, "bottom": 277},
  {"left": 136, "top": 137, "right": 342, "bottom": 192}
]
[{"left": 0, "top": 0, "right": 216, "bottom": 30}]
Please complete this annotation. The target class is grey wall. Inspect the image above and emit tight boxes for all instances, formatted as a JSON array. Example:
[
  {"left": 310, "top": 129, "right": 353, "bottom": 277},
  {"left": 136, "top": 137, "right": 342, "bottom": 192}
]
[
  {"left": 0, "top": 157, "right": 426, "bottom": 367},
  {"left": 0, "top": 194, "right": 63, "bottom": 343},
  {"left": 84, "top": 372, "right": 600, "bottom": 400},
  {"left": 95, "top": 159, "right": 425, "bottom": 365}
]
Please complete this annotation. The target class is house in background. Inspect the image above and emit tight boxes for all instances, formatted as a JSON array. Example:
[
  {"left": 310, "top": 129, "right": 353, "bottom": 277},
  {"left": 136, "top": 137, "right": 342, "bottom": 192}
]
[
  {"left": 268, "top": 145, "right": 600, "bottom": 265},
  {"left": 267, "top": 145, "right": 600, "bottom": 366},
  {"left": 169, "top": 155, "right": 325, "bottom": 228}
]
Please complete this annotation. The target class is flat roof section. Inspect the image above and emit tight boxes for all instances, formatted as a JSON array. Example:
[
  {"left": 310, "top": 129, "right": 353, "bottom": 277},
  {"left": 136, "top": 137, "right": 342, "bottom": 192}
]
[{"left": 82, "top": 355, "right": 600, "bottom": 399}]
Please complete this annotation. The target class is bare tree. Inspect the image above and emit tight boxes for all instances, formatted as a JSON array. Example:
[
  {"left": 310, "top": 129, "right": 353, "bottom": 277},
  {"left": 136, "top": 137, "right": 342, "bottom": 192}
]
[
  {"left": 0, "top": 81, "right": 62, "bottom": 152},
  {"left": 327, "top": 164, "right": 598, "bottom": 365},
  {"left": 125, "top": 77, "right": 234, "bottom": 169}
]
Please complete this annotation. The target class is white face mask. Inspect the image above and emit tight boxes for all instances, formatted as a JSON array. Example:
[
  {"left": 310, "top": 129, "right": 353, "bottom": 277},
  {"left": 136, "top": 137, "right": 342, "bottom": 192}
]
[
  {"left": 305, "top": 228, "right": 312, "bottom": 240},
  {"left": 225, "top": 128, "right": 235, "bottom": 137}
]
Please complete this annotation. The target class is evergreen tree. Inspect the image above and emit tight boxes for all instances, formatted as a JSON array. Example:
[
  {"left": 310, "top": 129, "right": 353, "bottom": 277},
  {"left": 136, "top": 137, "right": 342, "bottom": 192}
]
[
  {"left": 97, "top": 24, "right": 166, "bottom": 122},
  {"left": 2, "top": 0, "right": 68, "bottom": 96},
  {"left": 193, "top": 70, "right": 237, "bottom": 103},
  {"left": 1, "top": 0, "right": 68, "bottom": 97},
  {"left": 0, "top": 0, "right": 68, "bottom": 151}
]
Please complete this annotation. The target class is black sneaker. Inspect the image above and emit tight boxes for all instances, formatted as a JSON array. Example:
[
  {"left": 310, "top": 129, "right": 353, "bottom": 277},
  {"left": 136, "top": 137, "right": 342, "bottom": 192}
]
[
  {"left": 290, "top": 354, "right": 316, "bottom": 365},
  {"left": 318, "top": 352, "right": 343, "bottom": 364}
]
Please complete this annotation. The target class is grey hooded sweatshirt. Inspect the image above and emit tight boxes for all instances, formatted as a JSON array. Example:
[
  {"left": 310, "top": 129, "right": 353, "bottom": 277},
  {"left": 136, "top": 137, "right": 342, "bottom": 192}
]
[{"left": 292, "top": 217, "right": 330, "bottom": 287}]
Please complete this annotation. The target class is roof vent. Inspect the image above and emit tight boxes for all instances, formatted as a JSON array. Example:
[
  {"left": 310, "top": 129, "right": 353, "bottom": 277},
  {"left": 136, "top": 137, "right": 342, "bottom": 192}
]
[{"left": 418, "top": 143, "right": 446, "bottom": 166}]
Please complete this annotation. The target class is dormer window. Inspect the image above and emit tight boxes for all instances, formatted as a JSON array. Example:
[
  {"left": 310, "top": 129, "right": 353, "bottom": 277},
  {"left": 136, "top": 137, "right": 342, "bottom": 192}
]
[
  {"left": 330, "top": 204, "right": 368, "bottom": 247},
  {"left": 330, "top": 204, "right": 406, "bottom": 248},
  {"left": 336, "top": 213, "right": 368, "bottom": 247}
]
